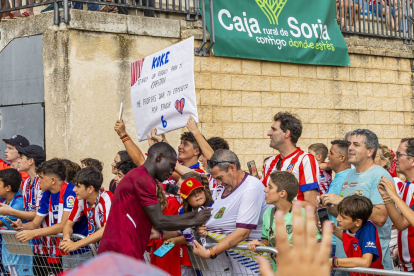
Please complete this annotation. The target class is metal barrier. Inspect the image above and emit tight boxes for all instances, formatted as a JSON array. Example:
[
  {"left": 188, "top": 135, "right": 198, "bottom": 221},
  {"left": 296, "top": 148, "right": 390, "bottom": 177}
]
[
  {"left": 0, "top": 0, "right": 200, "bottom": 25},
  {"left": 334, "top": 267, "right": 414, "bottom": 275},
  {"left": 337, "top": 0, "right": 414, "bottom": 42},
  {"left": 0, "top": 229, "right": 96, "bottom": 275}
]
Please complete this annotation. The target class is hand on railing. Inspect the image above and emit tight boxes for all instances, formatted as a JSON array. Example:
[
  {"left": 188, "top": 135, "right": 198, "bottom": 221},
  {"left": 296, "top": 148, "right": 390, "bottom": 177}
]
[
  {"left": 15, "top": 230, "right": 37, "bottom": 242},
  {"left": 257, "top": 202, "right": 332, "bottom": 276},
  {"left": 247, "top": 239, "right": 262, "bottom": 252},
  {"left": 60, "top": 239, "right": 79, "bottom": 253}
]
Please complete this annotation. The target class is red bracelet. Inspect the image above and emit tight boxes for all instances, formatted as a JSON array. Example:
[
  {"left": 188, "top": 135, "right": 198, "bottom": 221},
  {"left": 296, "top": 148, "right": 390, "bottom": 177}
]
[{"left": 332, "top": 256, "right": 338, "bottom": 267}]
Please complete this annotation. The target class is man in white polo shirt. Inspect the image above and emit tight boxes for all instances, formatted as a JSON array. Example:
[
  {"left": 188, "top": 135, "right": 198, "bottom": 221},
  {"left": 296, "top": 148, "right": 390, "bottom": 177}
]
[{"left": 193, "top": 149, "right": 269, "bottom": 275}]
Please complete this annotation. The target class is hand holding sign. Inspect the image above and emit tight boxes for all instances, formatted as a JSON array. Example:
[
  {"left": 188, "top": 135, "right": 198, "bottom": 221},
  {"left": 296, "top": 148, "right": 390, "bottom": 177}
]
[
  {"left": 147, "top": 128, "right": 169, "bottom": 147},
  {"left": 186, "top": 116, "right": 201, "bottom": 136},
  {"left": 130, "top": 37, "right": 198, "bottom": 141}
]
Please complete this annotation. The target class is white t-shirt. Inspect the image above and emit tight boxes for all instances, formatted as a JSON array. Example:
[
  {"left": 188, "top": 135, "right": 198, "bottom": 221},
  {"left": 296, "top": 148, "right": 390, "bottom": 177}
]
[
  {"left": 206, "top": 173, "right": 269, "bottom": 241},
  {"left": 204, "top": 173, "right": 269, "bottom": 275}
]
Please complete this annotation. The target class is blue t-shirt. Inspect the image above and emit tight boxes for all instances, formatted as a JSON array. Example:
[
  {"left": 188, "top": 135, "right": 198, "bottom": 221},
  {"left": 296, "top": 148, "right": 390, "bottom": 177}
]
[
  {"left": 344, "top": 221, "right": 381, "bottom": 262},
  {"left": 0, "top": 193, "right": 33, "bottom": 275},
  {"left": 37, "top": 183, "right": 88, "bottom": 236},
  {"left": 335, "top": 166, "right": 392, "bottom": 270},
  {"left": 327, "top": 168, "right": 351, "bottom": 246}
]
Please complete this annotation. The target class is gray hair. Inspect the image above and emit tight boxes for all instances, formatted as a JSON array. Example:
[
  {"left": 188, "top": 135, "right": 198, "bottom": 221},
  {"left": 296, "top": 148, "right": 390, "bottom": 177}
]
[
  {"left": 208, "top": 149, "right": 241, "bottom": 173},
  {"left": 344, "top": 131, "right": 352, "bottom": 142},
  {"left": 348, "top": 129, "right": 378, "bottom": 160}
]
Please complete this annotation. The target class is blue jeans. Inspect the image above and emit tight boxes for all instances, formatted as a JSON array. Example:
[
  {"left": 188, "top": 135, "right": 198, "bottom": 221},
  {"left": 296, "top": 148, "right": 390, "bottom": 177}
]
[{"left": 72, "top": 1, "right": 99, "bottom": 11}]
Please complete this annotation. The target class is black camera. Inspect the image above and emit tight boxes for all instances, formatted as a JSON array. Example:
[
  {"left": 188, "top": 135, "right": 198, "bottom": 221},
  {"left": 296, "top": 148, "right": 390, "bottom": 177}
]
[{"left": 165, "top": 184, "right": 179, "bottom": 195}]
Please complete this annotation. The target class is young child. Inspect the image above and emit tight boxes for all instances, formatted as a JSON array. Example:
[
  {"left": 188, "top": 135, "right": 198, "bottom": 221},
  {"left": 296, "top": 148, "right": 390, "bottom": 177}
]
[
  {"left": 0, "top": 168, "right": 33, "bottom": 275},
  {"left": 12, "top": 158, "right": 88, "bottom": 275},
  {"left": 167, "top": 176, "right": 214, "bottom": 245},
  {"left": 61, "top": 167, "right": 113, "bottom": 255},
  {"left": 80, "top": 158, "right": 103, "bottom": 172},
  {"left": 330, "top": 195, "right": 383, "bottom": 273},
  {"left": 248, "top": 171, "right": 321, "bottom": 271},
  {"left": 150, "top": 172, "right": 212, "bottom": 275},
  {"left": 113, "top": 160, "right": 137, "bottom": 187},
  {"left": 308, "top": 143, "right": 332, "bottom": 194}
]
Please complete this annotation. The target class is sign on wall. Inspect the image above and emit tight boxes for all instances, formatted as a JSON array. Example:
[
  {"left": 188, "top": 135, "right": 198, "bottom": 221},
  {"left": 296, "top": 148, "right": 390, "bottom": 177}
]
[
  {"left": 130, "top": 37, "right": 198, "bottom": 141},
  {"left": 202, "top": 0, "right": 350, "bottom": 66}
]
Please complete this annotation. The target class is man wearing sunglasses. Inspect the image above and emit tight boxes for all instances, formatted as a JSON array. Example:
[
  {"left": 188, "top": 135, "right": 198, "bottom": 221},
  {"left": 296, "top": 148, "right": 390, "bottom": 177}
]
[
  {"left": 377, "top": 138, "right": 414, "bottom": 272},
  {"left": 193, "top": 149, "right": 269, "bottom": 274},
  {"left": 262, "top": 112, "right": 320, "bottom": 207}
]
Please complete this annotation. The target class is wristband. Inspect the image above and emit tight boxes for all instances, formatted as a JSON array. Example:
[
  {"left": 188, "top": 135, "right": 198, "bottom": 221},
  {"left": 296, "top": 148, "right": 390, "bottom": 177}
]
[
  {"left": 384, "top": 199, "right": 395, "bottom": 204},
  {"left": 120, "top": 134, "right": 128, "bottom": 140},
  {"left": 332, "top": 256, "right": 338, "bottom": 267},
  {"left": 209, "top": 247, "right": 217, "bottom": 259},
  {"left": 122, "top": 137, "right": 131, "bottom": 143}
]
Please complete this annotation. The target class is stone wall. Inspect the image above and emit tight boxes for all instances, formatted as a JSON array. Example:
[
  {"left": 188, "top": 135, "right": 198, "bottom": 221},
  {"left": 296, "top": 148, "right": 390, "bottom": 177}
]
[{"left": 0, "top": 10, "right": 413, "bottom": 185}]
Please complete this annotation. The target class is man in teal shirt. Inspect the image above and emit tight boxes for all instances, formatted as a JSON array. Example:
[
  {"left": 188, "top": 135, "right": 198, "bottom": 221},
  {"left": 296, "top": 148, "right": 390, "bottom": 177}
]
[
  {"left": 320, "top": 129, "right": 392, "bottom": 271},
  {"left": 317, "top": 140, "right": 351, "bottom": 258}
]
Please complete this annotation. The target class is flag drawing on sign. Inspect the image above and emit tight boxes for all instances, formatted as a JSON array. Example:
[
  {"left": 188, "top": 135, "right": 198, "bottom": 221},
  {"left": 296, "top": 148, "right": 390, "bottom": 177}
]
[
  {"left": 175, "top": 98, "right": 185, "bottom": 114},
  {"left": 130, "top": 58, "right": 145, "bottom": 86}
]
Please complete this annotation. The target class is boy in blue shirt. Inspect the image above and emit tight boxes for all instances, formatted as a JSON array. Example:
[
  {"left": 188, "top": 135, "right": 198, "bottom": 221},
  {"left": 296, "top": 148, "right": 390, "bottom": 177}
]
[
  {"left": 329, "top": 195, "right": 383, "bottom": 275},
  {"left": 12, "top": 158, "right": 88, "bottom": 275},
  {"left": 0, "top": 168, "right": 32, "bottom": 275}
]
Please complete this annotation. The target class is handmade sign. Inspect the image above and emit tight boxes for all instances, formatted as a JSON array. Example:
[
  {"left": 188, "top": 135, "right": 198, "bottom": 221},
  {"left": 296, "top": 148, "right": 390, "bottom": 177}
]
[{"left": 130, "top": 37, "right": 198, "bottom": 141}]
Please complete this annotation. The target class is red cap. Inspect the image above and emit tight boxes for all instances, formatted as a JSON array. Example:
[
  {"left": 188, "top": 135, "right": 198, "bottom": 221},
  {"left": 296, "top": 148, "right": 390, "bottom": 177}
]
[{"left": 180, "top": 178, "right": 204, "bottom": 199}]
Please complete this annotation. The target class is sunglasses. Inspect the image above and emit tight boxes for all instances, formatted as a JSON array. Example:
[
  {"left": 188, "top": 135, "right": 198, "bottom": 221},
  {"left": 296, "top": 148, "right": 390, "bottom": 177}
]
[
  {"left": 396, "top": 151, "right": 414, "bottom": 159},
  {"left": 207, "top": 160, "right": 236, "bottom": 169}
]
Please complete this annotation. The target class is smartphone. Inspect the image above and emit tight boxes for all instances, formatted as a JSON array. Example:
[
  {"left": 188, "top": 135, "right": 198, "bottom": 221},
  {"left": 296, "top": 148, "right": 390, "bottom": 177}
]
[
  {"left": 118, "top": 102, "right": 123, "bottom": 120},
  {"left": 247, "top": 160, "right": 259, "bottom": 177},
  {"left": 317, "top": 207, "right": 330, "bottom": 226},
  {"left": 154, "top": 242, "right": 175, "bottom": 258},
  {"left": 4, "top": 217, "right": 15, "bottom": 224}
]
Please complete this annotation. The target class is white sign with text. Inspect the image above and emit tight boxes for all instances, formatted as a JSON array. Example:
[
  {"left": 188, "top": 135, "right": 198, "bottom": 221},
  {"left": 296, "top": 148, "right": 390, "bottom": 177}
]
[{"left": 130, "top": 37, "right": 198, "bottom": 141}]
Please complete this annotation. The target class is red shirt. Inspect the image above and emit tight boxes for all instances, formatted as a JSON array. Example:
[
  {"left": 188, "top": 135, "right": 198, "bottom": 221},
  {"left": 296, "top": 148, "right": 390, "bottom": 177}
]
[
  {"left": 98, "top": 166, "right": 158, "bottom": 260},
  {"left": 148, "top": 197, "right": 182, "bottom": 275},
  {"left": 0, "top": 158, "right": 29, "bottom": 188}
]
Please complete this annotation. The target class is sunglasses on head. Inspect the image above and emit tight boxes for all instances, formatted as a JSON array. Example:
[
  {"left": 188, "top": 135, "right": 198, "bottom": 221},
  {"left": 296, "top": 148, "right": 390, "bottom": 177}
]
[{"left": 207, "top": 160, "right": 236, "bottom": 169}]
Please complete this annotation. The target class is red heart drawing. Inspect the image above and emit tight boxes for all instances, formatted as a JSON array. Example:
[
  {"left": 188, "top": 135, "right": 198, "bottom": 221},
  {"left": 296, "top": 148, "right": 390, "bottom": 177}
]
[{"left": 175, "top": 98, "right": 185, "bottom": 114}]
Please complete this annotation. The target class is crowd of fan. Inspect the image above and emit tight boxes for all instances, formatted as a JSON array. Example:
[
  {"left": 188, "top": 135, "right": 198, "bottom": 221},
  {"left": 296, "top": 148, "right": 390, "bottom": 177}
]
[
  {"left": 0, "top": 0, "right": 155, "bottom": 20},
  {"left": 0, "top": 111, "right": 413, "bottom": 275}
]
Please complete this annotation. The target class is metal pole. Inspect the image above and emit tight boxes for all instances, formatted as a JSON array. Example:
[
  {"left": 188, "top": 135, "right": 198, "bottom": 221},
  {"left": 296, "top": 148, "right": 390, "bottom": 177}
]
[
  {"left": 53, "top": 0, "right": 59, "bottom": 25},
  {"left": 63, "top": 0, "right": 69, "bottom": 24}
]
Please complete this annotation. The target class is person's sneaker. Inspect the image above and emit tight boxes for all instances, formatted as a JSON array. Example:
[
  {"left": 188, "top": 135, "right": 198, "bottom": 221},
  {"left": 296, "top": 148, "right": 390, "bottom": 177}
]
[{"left": 41, "top": 3, "right": 64, "bottom": 13}]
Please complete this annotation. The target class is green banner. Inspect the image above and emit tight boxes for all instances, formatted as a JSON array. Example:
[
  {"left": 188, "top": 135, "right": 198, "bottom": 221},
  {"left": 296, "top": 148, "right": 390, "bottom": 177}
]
[{"left": 202, "top": 0, "right": 350, "bottom": 66}]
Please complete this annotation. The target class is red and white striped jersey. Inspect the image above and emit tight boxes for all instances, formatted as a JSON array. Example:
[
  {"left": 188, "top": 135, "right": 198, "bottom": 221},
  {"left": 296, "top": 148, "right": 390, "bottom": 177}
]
[
  {"left": 261, "top": 148, "right": 320, "bottom": 201},
  {"left": 68, "top": 191, "right": 113, "bottom": 236},
  {"left": 318, "top": 168, "right": 333, "bottom": 195},
  {"left": 398, "top": 181, "right": 414, "bottom": 271},
  {"left": 394, "top": 177, "right": 405, "bottom": 198},
  {"left": 22, "top": 175, "right": 51, "bottom": 255}
]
